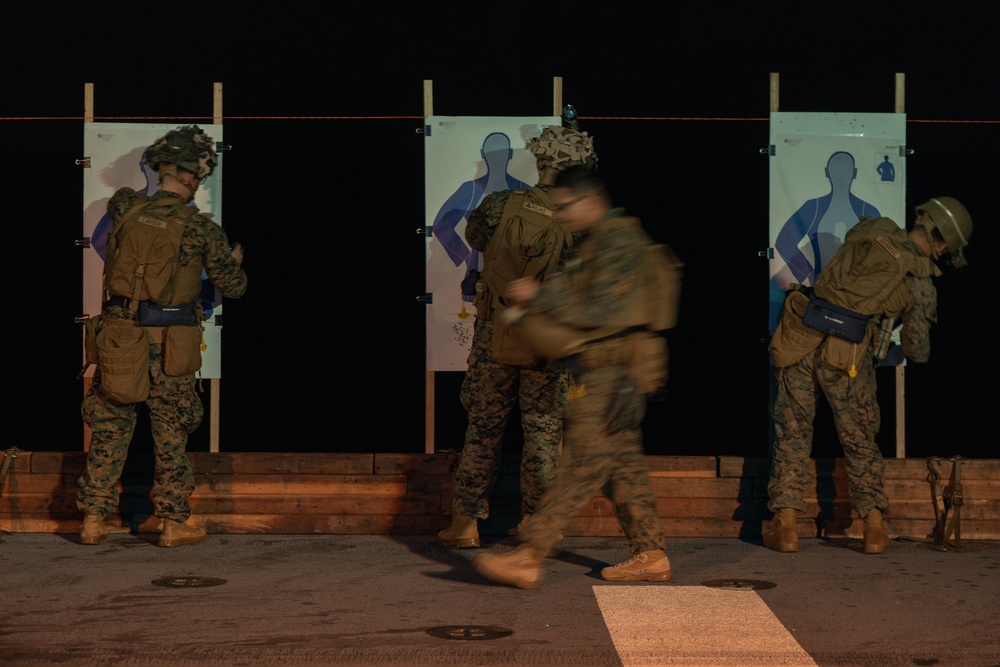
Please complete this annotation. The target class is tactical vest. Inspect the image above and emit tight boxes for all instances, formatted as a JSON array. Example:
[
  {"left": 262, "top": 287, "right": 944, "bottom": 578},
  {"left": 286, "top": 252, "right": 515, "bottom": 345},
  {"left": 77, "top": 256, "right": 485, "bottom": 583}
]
[
  {"left": 103, "top": 196, "right": 203, "bottom": 309},
  {"left": 479, "top": 187, "right": 570, "bottom": 367}
]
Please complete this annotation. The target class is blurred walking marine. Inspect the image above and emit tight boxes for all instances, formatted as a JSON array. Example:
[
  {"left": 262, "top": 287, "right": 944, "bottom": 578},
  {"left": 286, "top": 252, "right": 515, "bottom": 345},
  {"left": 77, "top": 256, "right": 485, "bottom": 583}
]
[
  {"left": 77, "top": 126, "right": 248, "bottom": 548},
  {"left": 473, "top": 166, "right": 682, "bottom": 589},
  {"left": 437, "top": 121, "right": 598, "bottom": 549},
  {"left": 765, "top": 197, "right": 973, "bottom": 554}
]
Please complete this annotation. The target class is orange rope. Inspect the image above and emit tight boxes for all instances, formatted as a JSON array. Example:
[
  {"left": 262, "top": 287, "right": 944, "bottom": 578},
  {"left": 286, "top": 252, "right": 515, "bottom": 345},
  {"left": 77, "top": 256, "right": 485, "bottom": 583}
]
[{"left": 1, "top": 115, "right": 999, "bottom": 123}]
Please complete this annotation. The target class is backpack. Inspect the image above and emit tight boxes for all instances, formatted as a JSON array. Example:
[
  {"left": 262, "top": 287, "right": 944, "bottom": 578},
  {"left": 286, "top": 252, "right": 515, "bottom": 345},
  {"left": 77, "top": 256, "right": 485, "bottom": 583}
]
[
  {"left": 104, "top": 196, "right": 201, "bottom": 308},
  {"left": 512, "top": 216, "right": 683, "bottom": 394},
  {"left": 813, "top": 216, "right": 937, "bottom": 320},
  {"left": 480, "top": 187, "right": 570, "bottom": 367}
]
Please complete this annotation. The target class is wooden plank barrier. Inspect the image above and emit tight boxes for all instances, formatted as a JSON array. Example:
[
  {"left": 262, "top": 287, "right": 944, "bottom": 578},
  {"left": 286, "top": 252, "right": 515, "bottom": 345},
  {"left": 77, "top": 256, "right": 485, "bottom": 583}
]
[{"left": 2, "top": 452, "right": 998, "bottom": 541}]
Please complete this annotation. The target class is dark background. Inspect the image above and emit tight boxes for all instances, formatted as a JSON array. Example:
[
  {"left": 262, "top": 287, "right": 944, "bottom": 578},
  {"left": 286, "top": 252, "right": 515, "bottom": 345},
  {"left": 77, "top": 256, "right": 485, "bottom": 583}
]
[{"left": 3, "top": 3, "right": 997, "bottom": 460}]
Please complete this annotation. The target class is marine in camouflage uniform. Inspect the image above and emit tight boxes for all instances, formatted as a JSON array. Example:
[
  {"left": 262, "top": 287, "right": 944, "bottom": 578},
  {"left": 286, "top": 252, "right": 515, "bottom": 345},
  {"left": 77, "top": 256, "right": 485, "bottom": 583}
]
[
  {"left": 77, "top": 126, "right": 247, "bottom": 547},
  {"left": 766, "top": 197, "right": 973, "bottom": 554},
  {"left": 473, "top": 167, "right": 672, "bottom": 588},
  {"left": 439, "top": 127, "right": 596, "bottom": 548},
  {"left": 454, "top": 184, "right": 567, "bottom": 520}
]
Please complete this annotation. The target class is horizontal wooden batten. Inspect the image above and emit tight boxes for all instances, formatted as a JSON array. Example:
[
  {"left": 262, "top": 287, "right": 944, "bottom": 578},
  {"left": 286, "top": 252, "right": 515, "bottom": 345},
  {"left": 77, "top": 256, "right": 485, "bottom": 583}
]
[{"left": 1, "top": 452, "right": 996, "bottom": 542}]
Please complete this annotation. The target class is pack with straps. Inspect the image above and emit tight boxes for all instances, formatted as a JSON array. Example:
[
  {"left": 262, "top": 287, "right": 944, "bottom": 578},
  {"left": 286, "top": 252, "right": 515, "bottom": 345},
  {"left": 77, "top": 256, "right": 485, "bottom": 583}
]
[
  {"left": 103, "top": 196, "right": 200, "bottom": 314},
  {"left": 510, "top": 216, "right": 683, "bottom": 394},
  {"left": 480, "top": 187, "right": 571, "bottom": 367},
  {"left": 811, "top": 216, "right": 938, "bottom": 323}
]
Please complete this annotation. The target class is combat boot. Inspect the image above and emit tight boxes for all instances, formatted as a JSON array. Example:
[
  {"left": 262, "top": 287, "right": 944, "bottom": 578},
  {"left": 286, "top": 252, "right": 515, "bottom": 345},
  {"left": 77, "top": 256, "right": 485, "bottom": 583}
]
[
  {"left": 863, "top": 509, "right": 890, "bottom": 554},
  {"left": 762, "top": 508, "right": 800, "bottom": 553},
  {"left": 473, "top": 545, "right": 546, "bottom": 589},
  {"left": 158, "top": 518, "right": 206, "bottom": 548},
  {"left": 437, "top": 514, "right": 480, "bottom": 548},
  {"left": 80, "top": 514, "right": 107, "bottom": 545},
  {"left": 601, "top": 549, "right": 672, "bottom": 582}
]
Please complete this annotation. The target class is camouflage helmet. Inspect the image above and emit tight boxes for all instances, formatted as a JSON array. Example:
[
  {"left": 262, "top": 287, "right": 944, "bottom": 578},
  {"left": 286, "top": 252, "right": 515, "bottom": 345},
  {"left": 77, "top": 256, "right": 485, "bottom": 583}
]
[
  {"left": 144, "top": 125, "right": 217, "bottom": 179},
  {"left": 527, "top": 126, "right": 597, "bottom": 170},
  {"left": 915, "top": 196, "right": 973, "bottom": 267}
]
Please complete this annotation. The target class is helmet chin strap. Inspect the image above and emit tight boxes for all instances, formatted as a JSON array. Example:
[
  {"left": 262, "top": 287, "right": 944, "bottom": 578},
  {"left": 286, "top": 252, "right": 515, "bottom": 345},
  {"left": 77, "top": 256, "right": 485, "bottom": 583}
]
[{"left": 157, "top": 163, "right": 199, "bottom": 202}]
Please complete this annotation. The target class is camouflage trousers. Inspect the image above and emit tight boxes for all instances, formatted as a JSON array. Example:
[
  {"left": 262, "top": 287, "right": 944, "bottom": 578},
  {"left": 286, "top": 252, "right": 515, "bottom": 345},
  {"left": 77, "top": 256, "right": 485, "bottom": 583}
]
[
  {"left": 77, "top": 341, "right": 204, "bottom": 522},
  {"left": 454, "top": 318, "right": 567, "bottom": 519},
  {"left": 769, "top": 349, "right": 888, "bottom": 516},
  {"left": 519, "top": 363, "right": 665, "bottom": 555}
]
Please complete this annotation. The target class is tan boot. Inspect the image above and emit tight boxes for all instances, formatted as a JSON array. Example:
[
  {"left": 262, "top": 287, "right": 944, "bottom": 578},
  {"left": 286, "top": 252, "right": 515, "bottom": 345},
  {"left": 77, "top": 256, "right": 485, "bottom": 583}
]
[
  {"left": 762, "top": 508, "right": 800, "bottom": 553},
  {"left": 158, "top": 519, "right": 206, "bottom": 548},
  {"left": 437, "top": 514, "right": 480, "bottom": 548},
  {"left": 473, "top": 545, "right": 545, "bottom": 589},
  {"left": 80, "top": 514, "right": 107, "bottom": 545},
  {"left": 601, "top": 549, "right": 672, "bottom": 582},
  {"left": 863, "top": 509, "right": 890, "bottom": 554}
]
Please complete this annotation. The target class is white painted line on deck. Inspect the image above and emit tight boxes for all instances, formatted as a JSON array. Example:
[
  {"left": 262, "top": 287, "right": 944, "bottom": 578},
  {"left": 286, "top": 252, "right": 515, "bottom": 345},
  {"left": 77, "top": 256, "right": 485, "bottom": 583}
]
[{"left": 594, "top": 586, "right": 818, "bottom": 667}]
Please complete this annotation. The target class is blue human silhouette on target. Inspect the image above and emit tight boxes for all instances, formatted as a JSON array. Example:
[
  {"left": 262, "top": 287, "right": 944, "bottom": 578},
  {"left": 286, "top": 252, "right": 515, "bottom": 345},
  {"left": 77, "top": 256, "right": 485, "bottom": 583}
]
[
  {"left": 877, "top": 155, "right": 896, "bottom": 182},
  {"left": 432, "top": 132, "right": 533, "bottom": 302},
  {"left": 769, "top": 151, "right": 881, "bottom": 330}
]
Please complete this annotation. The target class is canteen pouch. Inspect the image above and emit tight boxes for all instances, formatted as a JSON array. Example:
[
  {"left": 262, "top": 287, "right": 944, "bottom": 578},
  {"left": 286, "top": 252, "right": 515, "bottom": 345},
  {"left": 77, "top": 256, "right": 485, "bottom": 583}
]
[
  {"left": 163, "top": 325, "right": 203, "bottom": 376},
  {"left": 96, "top": 323, "right": 149, "bottom": 403},
  {"left": 801, "top": 295, "right": 871, "bottom": 344}
]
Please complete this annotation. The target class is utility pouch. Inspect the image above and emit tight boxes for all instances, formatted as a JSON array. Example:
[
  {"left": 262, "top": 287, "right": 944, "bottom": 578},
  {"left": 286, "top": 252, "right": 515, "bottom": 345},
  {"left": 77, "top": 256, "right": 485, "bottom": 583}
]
[
  {"left": 138, "top": 301, "right": 199, "bottom": 327},
  {"left": 606, "top": 375, "right": 647, "bottom": 435},
  {"left": 84, "top": 315, "right": 101, "bottom": 367},
  {"left": 163, "top": 325, "right": 203, "bottom": 376},
  {"left": 873, "top": 317, "right": 896, "bottom": 360},
  {"left": 96, "top": 322, "right": 149, "bottom": 403},
  {"left": 801, "top": 295, "right": 871, "bottom": 344}
]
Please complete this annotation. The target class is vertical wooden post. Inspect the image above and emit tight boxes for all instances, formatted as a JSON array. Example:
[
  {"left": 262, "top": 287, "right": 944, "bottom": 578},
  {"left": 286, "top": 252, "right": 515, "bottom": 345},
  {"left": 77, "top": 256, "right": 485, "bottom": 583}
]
[
  {"left": 211, "top": 82, "right": 223, "bottom": 453},
  {"left": 553, "top": 76, "right": 563, "bottom": 115},
  {"left": 424, "top": 80, "right": 435, "bottom": 455},
  {"left": 83, "top": 83, "right": 94, "bottom": 451},
  {"left": 895, "top": 73, "right": 906, "bottom": 459},
  {"left": 769, "top": 72, "right": 780, "bottom": 113}
]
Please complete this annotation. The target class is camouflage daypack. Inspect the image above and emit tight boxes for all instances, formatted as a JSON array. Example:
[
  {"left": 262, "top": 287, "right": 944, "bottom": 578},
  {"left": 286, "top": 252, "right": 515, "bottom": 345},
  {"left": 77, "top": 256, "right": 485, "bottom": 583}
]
[
  {"left": 812, "top": 216, "right": 937, "bottom": 321},
  {"left": 103, "top": 196, "right": 202, "bottom": 310},
  {"left": 478, "top": 186, "right": 570, "bottom": 367},
  {"left": 512, "top": 216, "right": 683, "bottom": 394}
]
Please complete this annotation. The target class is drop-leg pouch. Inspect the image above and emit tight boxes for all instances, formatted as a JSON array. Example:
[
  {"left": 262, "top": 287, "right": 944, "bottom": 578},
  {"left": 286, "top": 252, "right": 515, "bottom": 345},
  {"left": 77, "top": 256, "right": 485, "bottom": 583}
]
[{"left": 96, "top": 323, "right": 150, "bottom": 403}]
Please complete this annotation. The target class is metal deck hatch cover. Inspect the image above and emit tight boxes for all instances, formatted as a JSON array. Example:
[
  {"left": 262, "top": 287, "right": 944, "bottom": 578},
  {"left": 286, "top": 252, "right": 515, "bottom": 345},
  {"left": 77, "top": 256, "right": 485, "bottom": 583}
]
[
  {"left": 151, "top": 576, "right": 228, "bottom": 588},
  {"left": 426, "top": 625, "right": 513, "bottom": 641},
  {"left": 701, "top": 579, "right": 777, "bottom": 590}
]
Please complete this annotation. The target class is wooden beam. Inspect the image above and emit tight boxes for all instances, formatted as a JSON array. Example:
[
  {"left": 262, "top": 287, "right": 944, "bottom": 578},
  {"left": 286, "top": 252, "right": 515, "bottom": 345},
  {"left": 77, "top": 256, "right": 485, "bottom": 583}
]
[
  {"left": 424, "top": 80, "right": 434, "bottom": 454},
  {"left": 895, "top": 72, "right": 906, "bottom": 459},
  {"left": 82, "top": 83, "right": 94, "bottom": 451},
  {"left": 211, "top": 82, "right": 224, "bottom": 453}
]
